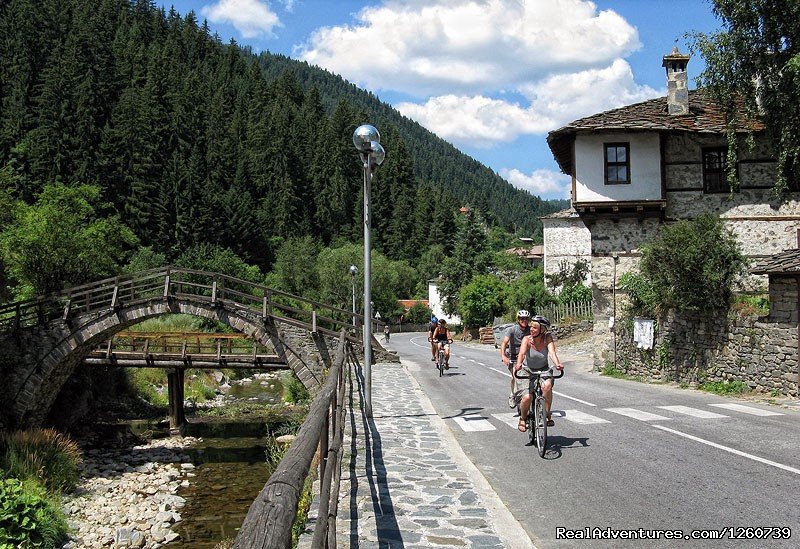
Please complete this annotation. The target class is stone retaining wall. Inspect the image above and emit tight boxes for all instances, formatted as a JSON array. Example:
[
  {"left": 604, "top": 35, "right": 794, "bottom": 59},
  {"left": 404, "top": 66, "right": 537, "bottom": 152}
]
[{"left": 614, "top": 309, "right": 798, "bottom": 397}]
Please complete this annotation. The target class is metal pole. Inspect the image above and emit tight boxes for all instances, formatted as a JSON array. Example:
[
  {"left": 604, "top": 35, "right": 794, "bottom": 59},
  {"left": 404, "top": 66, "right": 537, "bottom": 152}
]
[
  {"left": 351, "top": 274, "right": 356, "bottom": 328},
  {"left": 363, "top": 159, "right": 373, "bottom": 418}
]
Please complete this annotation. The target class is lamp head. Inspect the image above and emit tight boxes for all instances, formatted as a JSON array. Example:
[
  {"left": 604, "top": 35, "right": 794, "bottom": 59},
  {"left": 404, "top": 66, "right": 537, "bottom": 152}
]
[
  {"left": 352, "top": 124, "right": 380, "bottom": 153},
  {"left": 369, "top": 142, "right": 385, "bottom": 166},
  {"left": 349, "top": 265, "right": 358, "bottom": 275}
]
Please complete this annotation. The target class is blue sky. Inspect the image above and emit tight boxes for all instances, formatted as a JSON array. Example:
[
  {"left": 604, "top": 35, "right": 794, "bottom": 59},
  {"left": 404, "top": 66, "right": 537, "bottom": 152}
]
[{"left": 160, "top": 1, "right": 722, "bottom": 200}]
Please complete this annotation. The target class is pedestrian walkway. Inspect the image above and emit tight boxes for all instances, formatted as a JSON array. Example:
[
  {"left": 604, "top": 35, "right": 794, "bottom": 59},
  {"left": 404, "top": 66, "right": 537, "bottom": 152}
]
[{"left": 301, "top": 359, "right": 534, "bottom": 548}]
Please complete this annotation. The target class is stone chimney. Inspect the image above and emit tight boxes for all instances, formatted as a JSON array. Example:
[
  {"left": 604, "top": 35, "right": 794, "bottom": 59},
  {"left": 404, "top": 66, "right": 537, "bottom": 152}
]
[{"left": 662, "top": 47, "right": 690, "bottom": 115}]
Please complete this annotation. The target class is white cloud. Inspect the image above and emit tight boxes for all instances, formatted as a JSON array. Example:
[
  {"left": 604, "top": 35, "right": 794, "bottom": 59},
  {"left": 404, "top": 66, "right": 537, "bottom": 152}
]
[
  {"left": 297, "top": 0, "right": 641, "bottom": 97},
  {"left": 396, "top": 95, "right": 553, "bottom": 148},
  {"left": 201, "top": 0, "right": 281, "bottom": 39},
  {"left": 522, "top": 59, "right": 662, "bottom": 123},
  {"left": 396, "top": 60, "right": 662, "bottom": 148},
  {"left": 499, "top": 168, "right": 571, "bottom": 199}
]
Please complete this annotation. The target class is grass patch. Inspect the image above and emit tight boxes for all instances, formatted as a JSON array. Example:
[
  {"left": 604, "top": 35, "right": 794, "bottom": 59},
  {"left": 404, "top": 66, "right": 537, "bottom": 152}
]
[
  {"left": 697, "top": 380, "right": 749, "bottom": 395},
  {"left": 1, "top": 428, "right": 83, "bottom": 494}
]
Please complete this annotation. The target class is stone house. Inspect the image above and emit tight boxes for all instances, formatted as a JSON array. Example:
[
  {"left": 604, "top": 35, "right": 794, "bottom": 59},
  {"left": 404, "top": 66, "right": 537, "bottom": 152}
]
[{"left": 542, "top": 48, "right": 800, "bottom": 374}]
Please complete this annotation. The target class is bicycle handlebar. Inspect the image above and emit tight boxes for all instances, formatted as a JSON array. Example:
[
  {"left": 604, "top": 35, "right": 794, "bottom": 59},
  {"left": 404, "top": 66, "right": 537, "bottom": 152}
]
[{"left": 513, "top": 367, "right": 564, "bottom": 380}]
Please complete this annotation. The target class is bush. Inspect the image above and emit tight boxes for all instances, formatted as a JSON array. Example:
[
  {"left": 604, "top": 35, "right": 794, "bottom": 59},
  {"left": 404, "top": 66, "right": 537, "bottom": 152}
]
[
  {"left": 404, "top": 302, "right": 432, "bottom": 324},
  {"left": 281, "top": 372, "right": 310, "bottom": 404},
  {"left": 639, "top": 214, "right": 748, "bottom": 314},
  {"left": 618, "top": 272, "right": 659, "bottom": 316},
  {"left": 0, "top": 478, "right": 69, "bottom": 548},
  {"left": 1, "top": 429, "right": 82, "bottom": 494},
  {"left": 558, "top": 284, "right": 592, "bottom": 304},
  {"left": 458, "top": 274, "right": 506, "bottom": 328}
]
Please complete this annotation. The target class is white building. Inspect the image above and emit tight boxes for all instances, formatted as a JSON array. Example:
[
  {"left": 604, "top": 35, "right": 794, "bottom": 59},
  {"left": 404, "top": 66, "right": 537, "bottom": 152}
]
[
  {"left": 543, "top": 47, "right": 800, "bottom": 368},
  {"left": 427, "top": 280, "right": 461, "bottom": 326}
]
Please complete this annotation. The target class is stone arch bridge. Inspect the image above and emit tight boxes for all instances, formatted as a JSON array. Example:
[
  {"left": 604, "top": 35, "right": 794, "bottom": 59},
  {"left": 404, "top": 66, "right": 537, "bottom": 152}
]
[{"left": 0, "top": 267, "right": 388, "bottom": 431}]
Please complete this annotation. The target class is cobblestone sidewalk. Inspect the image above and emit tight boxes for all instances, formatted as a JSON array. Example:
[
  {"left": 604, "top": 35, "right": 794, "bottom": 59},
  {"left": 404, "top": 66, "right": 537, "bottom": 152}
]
[{"left": 301, "top": 360, "right": 534, "bottom": 548}]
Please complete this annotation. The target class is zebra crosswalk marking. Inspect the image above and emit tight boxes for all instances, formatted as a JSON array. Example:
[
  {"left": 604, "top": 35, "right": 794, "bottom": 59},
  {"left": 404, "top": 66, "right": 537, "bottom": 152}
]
[
  {"left": 605, "top": 407, "right": 670, "bottom": 421},
  {"left": 657, "top": 405, "right": 728, "bottom": 419},
  {"left": 709, "top": 403, "right": 783, "bottom": 416},
  {"left": 561, "top": 409, "right": 611, "bottom": 424},
  {"left": 452, "top": 414, "right": 495, "bottom": 432},
  {"left": 492, "top": 412, "right": 523, "bottom": 430}
]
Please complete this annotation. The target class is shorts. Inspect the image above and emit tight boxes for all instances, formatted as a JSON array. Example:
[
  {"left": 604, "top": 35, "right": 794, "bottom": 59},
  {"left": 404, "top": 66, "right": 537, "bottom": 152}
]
[
  {"left": 435, "top": 341, "right": 450, "bottom": 350},
  {"left": 512, "top": 367, "right": 554, "bottom": 402}
]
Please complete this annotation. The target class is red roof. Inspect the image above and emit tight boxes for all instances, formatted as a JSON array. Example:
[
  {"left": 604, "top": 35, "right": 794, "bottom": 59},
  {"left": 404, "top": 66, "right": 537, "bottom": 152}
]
[{"left": 398, "top": 299, "right": 428, "bottom": 310}]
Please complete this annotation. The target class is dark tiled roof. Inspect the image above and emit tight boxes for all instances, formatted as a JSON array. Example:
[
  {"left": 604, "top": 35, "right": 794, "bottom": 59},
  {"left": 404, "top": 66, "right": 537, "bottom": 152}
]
[
  {"left": 547, "top": 90, "right": 764, "bottom": 174},
  {"left": 751, "top": 249, "right": 800, "bottom": 275},
  {"left": 541, "top": 207, "right": 579, "bottom": 220}
]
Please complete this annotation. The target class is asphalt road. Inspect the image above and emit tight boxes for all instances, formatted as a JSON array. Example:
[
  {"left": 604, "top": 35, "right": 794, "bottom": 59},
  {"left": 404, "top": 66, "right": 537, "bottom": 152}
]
[{"left": 384, "top": 332, "right": 800, "bottom": 548}]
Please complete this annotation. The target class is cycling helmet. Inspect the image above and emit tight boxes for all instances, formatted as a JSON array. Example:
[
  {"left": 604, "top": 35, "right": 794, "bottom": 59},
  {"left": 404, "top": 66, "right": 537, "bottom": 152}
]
[
  {"left": 431, "top": 315, "right": 438, "bottom": 322},
  {"left": 531, "top": 315, "right": 551, "bottom": 330},
  {"left": 516, "top": 309, "right": 531, "bottom": 319}
]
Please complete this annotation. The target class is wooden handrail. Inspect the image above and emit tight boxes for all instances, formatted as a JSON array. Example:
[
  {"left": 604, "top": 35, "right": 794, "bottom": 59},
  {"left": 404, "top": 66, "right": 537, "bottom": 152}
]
[
  {"left": 233, "top": 330, "right": 351, "bottom": 548},
  {"left": 0, "top": 267, "right": 386, "bottom": 337}
]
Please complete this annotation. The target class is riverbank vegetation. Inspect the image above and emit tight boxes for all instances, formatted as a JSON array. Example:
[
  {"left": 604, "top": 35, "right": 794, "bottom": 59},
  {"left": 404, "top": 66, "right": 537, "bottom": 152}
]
[{"left": 0, "top": 428, "right": 83, "bottom": 547}]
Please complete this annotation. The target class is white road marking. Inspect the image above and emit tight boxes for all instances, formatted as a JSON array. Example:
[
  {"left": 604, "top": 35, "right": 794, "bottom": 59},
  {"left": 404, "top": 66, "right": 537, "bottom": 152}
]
[
  {"left": 652, "top": 425, "right": 800, "bottom": 476},
  {"left": 561, "top": 409, "right": 611, "bottom": 425},
  {"left": 553, "top": 391, "right": 597, "bottom": 407},
  {"left": 709, "top": 403, "right": 784, "bottom": 416},
  {"left": 492, "top": 413, "right": 523, "bottom": 430},
  {"left": 490, "top": 367, "right": 511, "bottom": 377},
  {"left": 606, "top": 408, "right": 671, "bottom": 421},
  {"left": 452, "top": 414, "right": 496, "bottom": 432},
  {"left": 657, "top": 405, "right": 728, "bottom": 419}
]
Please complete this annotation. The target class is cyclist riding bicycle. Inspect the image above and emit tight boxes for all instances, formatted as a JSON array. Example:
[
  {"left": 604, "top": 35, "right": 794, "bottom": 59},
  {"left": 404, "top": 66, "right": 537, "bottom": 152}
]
[
  {"left": 500, "top": 310, "right": 531, "bottom": 408},
  {"left": 513, "top": 315, "right": 564, "bottom": 431},
  {"left": 432, "top": 318, "right": 454, "bottom": 369},
  {"left": 427, "top": 315, "right": 439, "bottom": 362}
]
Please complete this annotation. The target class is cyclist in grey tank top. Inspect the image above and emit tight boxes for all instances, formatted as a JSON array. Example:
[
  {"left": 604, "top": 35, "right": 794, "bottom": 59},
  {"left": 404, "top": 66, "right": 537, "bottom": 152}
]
[{"left": 513, "top": 316, "right": 564, "bottom": 432}]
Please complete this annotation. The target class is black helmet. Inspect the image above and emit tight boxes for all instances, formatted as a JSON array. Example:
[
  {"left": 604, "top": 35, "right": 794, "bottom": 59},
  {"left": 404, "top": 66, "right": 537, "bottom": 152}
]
[{"left": 531, "top": 315, "right": 551, "bottom": 330}]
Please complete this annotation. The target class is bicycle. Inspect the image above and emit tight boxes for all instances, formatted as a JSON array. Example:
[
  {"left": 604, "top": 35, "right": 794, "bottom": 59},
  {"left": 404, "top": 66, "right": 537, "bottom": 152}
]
[
  {"left": 514, "top": 367, "right": 564, "bottom": 457},
  {"left": 435, "top": 339, "right": 452, "bottom": 377}
]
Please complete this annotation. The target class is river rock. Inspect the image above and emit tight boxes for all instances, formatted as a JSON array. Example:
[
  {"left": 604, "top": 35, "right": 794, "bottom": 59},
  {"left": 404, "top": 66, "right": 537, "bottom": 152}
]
[{"left": 60, "top": 436, "right": 198, "bottom": 549}]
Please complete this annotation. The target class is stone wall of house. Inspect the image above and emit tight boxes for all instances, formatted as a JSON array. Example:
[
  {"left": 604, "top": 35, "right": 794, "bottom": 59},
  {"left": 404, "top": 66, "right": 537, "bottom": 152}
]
[
  {"left": 543, "top": 216, "right": 592, "bottom": 283},
  {"left": 611, "top": 277, "right": 798, "bottom": 397}
]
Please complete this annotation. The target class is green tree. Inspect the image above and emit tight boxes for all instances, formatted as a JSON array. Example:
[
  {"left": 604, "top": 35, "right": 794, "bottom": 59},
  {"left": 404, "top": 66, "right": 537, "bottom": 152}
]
[
  {"left": 458, "top": 274, "right": 507, "bottom": 328},
  {"left": 0, "top": 184, "right": 138, "bottom": 297},
  {"left": 272, "top": 236, "right": 320, "bottom": 295},
  {"left": 437, "top": 209, "right": 491, "bottom": 314},
  {"left": 507, "top": 267, "right": 555, "bottom": 316},
  {"left": 639, "top": 213, "right": 748, "bottom": 314},
  {"left": 690, "top": 0, "right": 800, "bottom": 196},
  {"left": 174, "top": 243, "right": 262, "bottom": 284}
]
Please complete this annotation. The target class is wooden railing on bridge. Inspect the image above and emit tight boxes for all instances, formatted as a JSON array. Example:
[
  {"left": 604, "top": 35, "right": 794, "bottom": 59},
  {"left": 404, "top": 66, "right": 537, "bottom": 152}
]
[
  {"left": 85, "top": 331, "right": 285, "bottom": 369},
  {"left": 234, "top": 330, "right": 353, "bottom": 548},
  {"left": 0, "top": 267, "right": 383, "bottom": 345}
]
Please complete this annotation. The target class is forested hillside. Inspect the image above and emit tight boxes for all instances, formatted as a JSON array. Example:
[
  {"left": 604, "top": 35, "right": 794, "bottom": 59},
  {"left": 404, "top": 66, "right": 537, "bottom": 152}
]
[
  {"left": 0, "top": 0, "right": 567, "bottom": 316},
  {"left": 0, "top": 0, "right": 564, "bottom": 255}
]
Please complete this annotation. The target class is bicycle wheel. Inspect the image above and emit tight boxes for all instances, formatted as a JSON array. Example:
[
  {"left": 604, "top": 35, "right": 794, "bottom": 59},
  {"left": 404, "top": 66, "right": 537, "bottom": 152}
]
[
  {"left": 438, "top": 350, "right": 444, "bottom": 377},
  {"left": 534, "top": 396, "right": 548, "bottom": 457}
]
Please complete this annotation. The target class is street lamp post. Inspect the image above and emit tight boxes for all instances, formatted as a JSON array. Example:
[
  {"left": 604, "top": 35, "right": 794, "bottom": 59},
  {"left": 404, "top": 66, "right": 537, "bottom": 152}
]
[
  {"left": 349, "top": 265, "right": 357, "bottom": 328},
  {"left": 352, "top": 124, "right": 385, "bottom": 418}
]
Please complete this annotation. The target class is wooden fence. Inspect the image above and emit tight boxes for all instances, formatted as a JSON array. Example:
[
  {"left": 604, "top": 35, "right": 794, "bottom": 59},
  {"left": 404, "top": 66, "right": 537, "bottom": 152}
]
[
  {"left": 537, "top": 300, "right": 593, "bottom": 325},
  {"left": 233, "top": 330, "right": 353, "bottom": 548}
]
